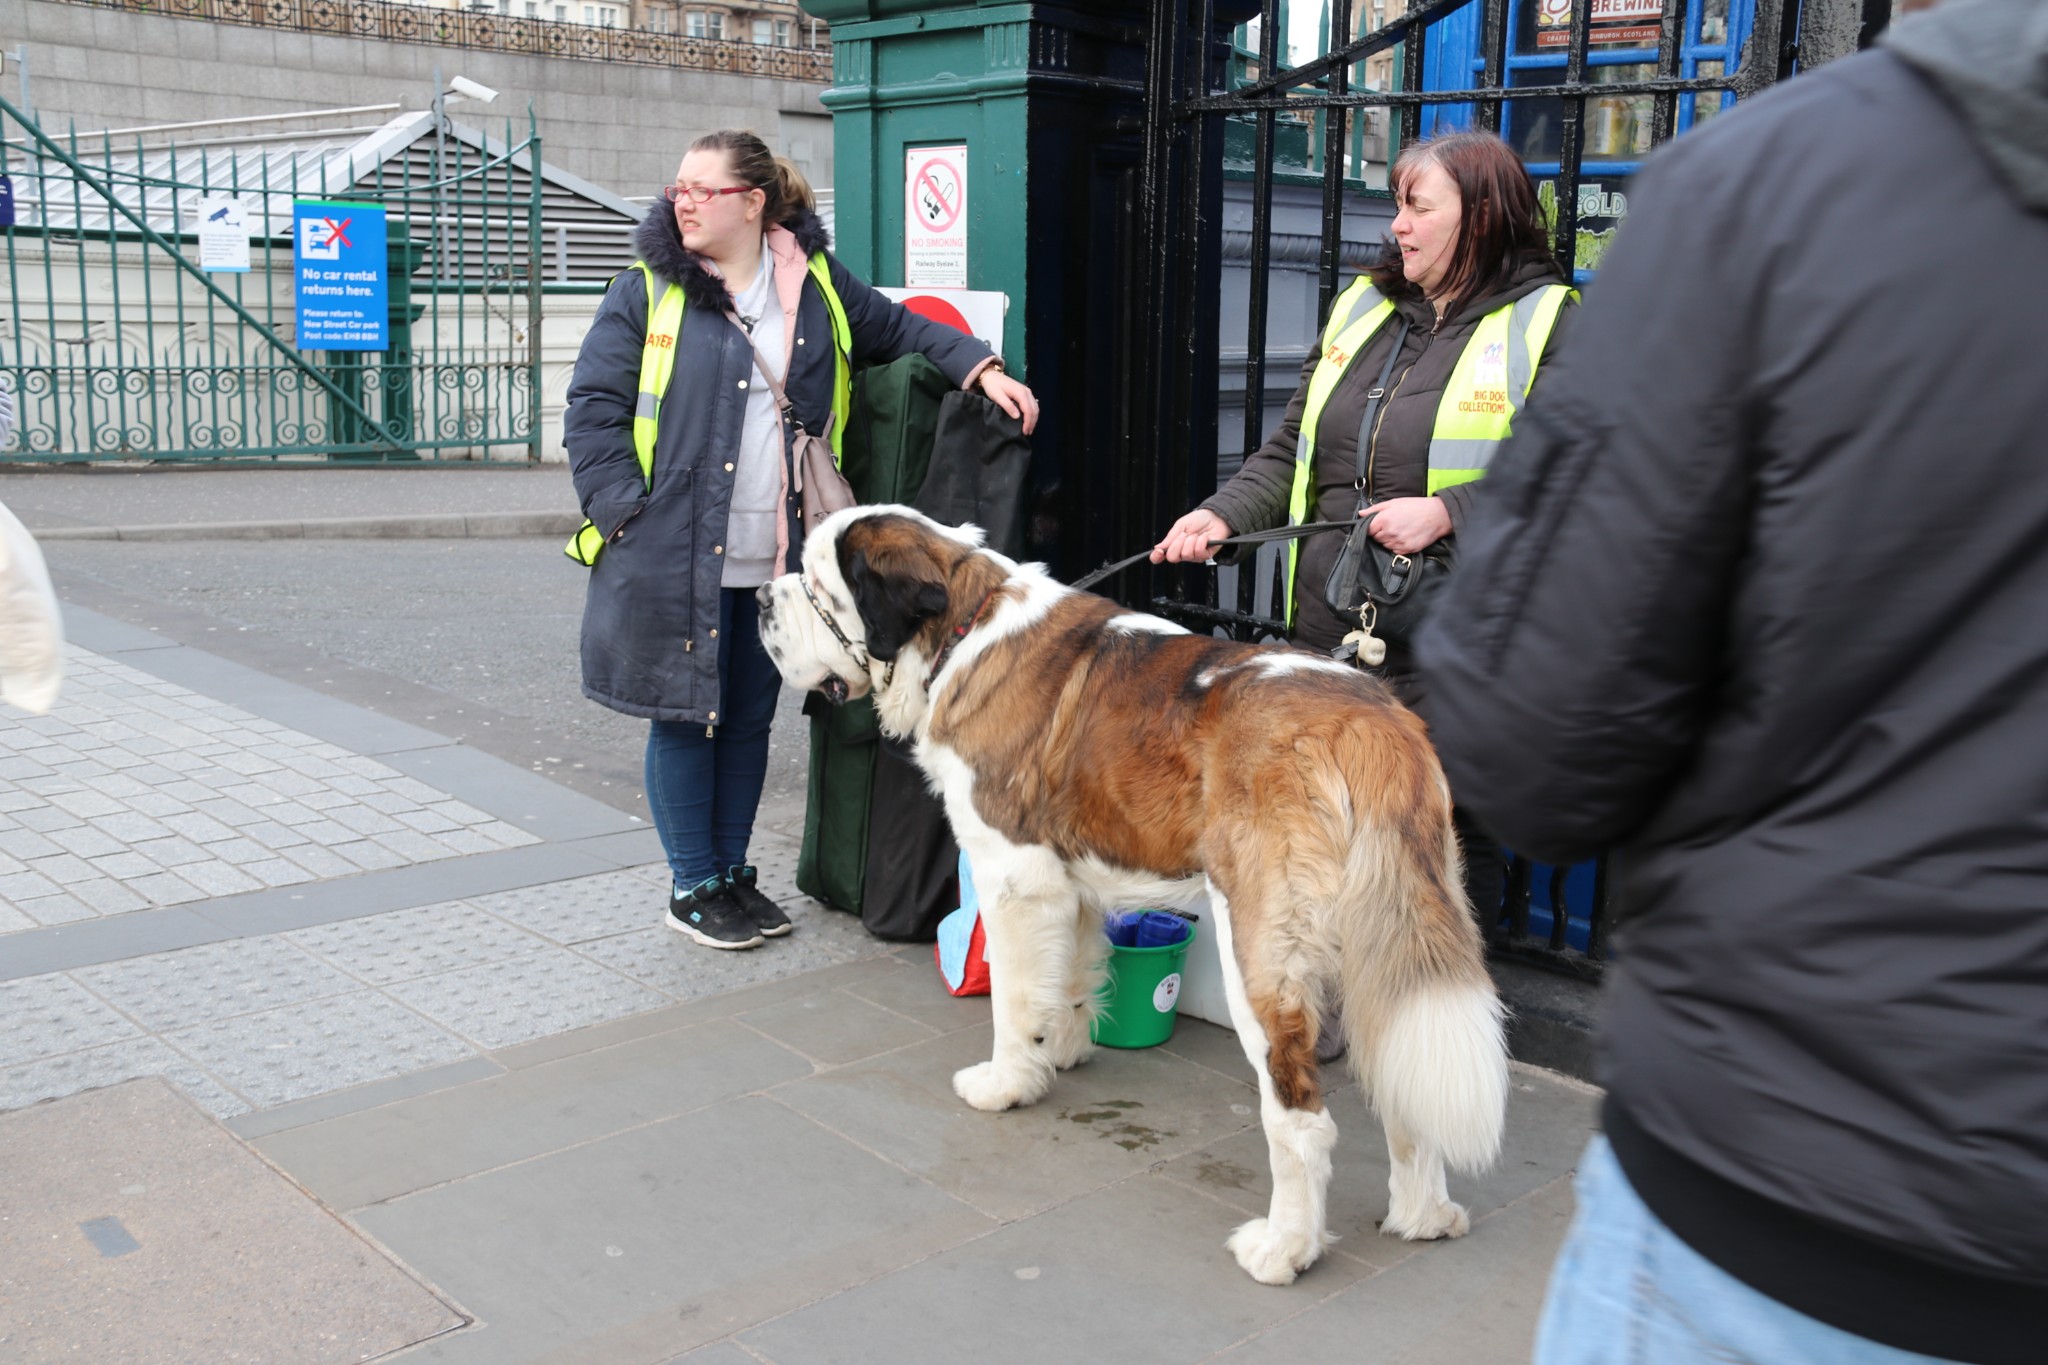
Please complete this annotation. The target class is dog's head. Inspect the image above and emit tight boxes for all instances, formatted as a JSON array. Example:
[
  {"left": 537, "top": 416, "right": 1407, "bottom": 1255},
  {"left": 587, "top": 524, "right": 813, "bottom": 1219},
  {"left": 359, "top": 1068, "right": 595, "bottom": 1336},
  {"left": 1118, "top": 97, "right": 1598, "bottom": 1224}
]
[{"left": 756, "top": 506, "right": 985, "bottom": 720}]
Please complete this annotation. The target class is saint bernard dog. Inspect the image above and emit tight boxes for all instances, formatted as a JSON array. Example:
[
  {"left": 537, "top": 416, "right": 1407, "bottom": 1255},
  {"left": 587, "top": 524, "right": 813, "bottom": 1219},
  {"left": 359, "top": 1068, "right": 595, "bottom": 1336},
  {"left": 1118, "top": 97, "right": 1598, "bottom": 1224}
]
[{"left": 756, "top": 506, "right": 1508, "bottom": 1286}]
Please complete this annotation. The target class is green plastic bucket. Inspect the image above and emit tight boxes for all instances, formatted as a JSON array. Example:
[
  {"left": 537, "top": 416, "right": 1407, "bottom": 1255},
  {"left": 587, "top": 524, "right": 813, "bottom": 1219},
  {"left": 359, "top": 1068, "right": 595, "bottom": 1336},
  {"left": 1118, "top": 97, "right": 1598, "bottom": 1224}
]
[{"left": 1091, "top": 922, "right": 1197, "bottom": 1049}]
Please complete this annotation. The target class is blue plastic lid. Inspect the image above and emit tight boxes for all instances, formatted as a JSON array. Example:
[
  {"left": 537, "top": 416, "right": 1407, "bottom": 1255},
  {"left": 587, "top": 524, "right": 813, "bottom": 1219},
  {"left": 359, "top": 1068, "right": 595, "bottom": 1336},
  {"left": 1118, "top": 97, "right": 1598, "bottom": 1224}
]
[{"left": 1135, "top": 911, "right": 1190, "bottom": 948}]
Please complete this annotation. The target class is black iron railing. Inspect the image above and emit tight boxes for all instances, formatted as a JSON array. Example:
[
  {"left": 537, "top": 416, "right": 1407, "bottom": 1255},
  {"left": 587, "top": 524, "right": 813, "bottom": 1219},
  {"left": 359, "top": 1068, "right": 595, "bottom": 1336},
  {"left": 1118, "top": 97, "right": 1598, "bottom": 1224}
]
[{"left": 1122, "top": 0, "right": 1802, "bottom": 979}]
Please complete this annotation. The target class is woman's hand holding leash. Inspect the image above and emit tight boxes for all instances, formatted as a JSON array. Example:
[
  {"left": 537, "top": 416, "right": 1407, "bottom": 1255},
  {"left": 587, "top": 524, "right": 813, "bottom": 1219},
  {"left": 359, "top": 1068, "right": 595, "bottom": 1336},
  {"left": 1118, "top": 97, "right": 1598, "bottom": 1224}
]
[{"left": 1152, "top": 509, "right": 1236, "bottom": 564}]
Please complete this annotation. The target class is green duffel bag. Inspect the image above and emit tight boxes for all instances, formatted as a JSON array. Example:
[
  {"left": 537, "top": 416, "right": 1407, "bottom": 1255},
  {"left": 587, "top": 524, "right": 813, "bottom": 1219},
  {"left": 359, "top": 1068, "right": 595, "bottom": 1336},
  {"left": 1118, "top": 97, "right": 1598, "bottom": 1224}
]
[
  {"left": 795, "top": 353, "right": 954, "bottom": 923},
  {"left": 797, "top": 691, "right": 880, "bottom": 913}
]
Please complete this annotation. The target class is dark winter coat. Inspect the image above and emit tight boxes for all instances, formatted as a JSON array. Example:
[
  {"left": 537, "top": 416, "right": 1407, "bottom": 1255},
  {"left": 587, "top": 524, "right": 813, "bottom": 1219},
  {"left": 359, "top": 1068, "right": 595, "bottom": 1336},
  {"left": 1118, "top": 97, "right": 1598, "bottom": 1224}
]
[
  {"left": 565, "top": 207, "right": 993, "bottom": 724},
  {"left": 1200, "top": 254, "right": 1572, "bottom": 651},
  {"left": 1416, "top": 2, "right": 2048, "bottom": 1357}
]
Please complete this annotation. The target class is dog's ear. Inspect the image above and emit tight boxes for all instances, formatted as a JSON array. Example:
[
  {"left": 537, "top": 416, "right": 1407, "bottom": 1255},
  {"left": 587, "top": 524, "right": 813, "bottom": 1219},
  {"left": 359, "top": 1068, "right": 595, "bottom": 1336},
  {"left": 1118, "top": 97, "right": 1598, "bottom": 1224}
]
[{"left": 845, "top": 547, "right": 949, "bottom": 662}]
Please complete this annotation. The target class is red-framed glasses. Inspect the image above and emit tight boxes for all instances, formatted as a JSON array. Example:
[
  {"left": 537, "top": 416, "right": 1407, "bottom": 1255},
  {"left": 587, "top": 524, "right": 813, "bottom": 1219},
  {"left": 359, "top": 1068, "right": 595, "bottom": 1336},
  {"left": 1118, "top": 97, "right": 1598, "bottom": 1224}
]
[{"left": 663, "top": 184, "right": 755, "bottom": 206}]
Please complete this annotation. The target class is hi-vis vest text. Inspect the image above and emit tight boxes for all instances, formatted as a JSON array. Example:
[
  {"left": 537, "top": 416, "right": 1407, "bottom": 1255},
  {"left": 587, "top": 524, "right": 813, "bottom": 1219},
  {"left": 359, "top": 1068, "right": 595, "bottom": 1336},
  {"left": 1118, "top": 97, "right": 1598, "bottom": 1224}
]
[
  {"left": 1280, "top": 276, "right": 1572, "bottom": 626},
  {"left": 566, "top": 253, "right": 853, "bottom": 566}
]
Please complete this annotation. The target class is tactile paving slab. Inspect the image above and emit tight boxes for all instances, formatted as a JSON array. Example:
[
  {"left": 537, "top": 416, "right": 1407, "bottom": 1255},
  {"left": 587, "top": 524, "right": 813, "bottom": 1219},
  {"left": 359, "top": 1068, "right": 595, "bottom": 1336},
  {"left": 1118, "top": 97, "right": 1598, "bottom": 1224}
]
[
  {"left": 468, "top": 869, "right": 666, "bottom": 945},
  {"left": 71, "top": 938, "right": 359, "bottom": 1034},
  {"left": 165, "top": 991, "right": 476, "bottom": 1109},
  {"left": 287, "top": 900, "right": 548, "bottom": 985},
  {"left": 0, "top": 1037, "right": 249, "bottom": 1119},
  {"left": 578, "top": 926, "right": 867, "bottom": 1001},
  {"left": 0, "top": 974, "right": 144, "bottom": 1065},
  {"left": 382, "top": 951, "right": 669, "bottom": 1050}
]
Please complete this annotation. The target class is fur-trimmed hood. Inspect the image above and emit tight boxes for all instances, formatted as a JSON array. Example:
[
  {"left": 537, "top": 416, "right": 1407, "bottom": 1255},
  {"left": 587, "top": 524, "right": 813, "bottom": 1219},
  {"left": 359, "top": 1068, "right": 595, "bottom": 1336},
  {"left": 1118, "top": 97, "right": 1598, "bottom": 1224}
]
[{"left": 632, "top": 203, "right": 833, "bottom": 313}]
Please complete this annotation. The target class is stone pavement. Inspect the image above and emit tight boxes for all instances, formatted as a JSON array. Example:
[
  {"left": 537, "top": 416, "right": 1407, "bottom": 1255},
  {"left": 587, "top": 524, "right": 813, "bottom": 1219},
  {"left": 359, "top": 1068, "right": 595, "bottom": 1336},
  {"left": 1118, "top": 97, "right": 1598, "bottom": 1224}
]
[
  {"left": 0, "top": 647, "right": 540, "bottom": 930},
  {"left": 0, "top": 606, "right": 886, "bottom": 1119},
  {"left": 0, "top": 463, "right": 580, "bottom": 540},
  {"left": 0, "top": 509, "right": 1600, "bottom": 1361}
]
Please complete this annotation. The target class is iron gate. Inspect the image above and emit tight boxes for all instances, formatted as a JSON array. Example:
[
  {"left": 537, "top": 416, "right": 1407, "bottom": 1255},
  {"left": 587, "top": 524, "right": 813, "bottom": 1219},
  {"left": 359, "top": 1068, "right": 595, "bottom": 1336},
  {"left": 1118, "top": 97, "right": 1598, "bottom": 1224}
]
[
  {"left": 0, "top": 93, "right": 542, "bottom": 462},
  {"left": 1121, "top": 0, "right": 1802, "bottom": 978}
]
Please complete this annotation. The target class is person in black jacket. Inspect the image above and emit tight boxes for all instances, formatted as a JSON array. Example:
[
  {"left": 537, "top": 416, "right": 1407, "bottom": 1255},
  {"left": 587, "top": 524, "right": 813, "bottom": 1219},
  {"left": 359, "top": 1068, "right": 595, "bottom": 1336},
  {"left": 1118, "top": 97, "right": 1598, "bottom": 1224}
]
[
  {"left": 565, "top": 129, "right": 1036, "bottom": 951},
  {"left": 1414, "top": 2, "right": 2048, "bottom": 1361},
  {"left": 1153, "top": 130, "right": 1574, "bottom": 922}
]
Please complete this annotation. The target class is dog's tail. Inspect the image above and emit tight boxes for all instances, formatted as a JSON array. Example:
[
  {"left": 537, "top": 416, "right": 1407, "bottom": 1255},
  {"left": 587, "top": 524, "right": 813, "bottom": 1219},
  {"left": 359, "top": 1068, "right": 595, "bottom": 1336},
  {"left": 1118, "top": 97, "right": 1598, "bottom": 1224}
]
[{"left": 1313, "top": 728, "right": 1508, "bottom": 1173}]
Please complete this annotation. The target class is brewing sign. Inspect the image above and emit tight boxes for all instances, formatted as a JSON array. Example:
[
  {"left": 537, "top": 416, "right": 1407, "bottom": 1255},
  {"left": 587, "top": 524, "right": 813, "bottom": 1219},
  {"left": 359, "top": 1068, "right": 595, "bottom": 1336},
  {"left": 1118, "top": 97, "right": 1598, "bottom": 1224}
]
[
  {"left": 1534, "top": 0, "right": 1663, "bottom": 47},
  {"left": 904, "top": 144, "right": 967, "bottom": 288}
]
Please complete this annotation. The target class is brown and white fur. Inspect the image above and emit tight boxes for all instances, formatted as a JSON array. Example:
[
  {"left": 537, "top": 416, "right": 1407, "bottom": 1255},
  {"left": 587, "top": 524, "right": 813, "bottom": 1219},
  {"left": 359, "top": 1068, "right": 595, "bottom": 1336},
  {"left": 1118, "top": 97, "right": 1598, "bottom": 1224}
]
[{"left": 756, "top": 506, "right": 1507, "bottom": 1285}]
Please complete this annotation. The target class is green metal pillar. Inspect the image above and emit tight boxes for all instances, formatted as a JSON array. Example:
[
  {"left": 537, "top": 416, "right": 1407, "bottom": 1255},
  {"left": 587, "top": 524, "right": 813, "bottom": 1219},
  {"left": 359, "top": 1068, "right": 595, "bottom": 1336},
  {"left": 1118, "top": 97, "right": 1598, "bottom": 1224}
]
[{"left": 809, "top": 0, "right": 1150, "bottom": 574}]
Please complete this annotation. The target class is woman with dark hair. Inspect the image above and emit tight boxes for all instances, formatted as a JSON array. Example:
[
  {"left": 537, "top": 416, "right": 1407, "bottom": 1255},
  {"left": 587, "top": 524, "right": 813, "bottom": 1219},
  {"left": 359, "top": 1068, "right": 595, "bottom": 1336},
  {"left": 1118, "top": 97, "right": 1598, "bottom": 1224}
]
[
  {"left": 1152, "top": 129, "right": 1574, "bottom": 921},
  {"left": 566, "top": 128, "right": 1038, "bottom": 951}
]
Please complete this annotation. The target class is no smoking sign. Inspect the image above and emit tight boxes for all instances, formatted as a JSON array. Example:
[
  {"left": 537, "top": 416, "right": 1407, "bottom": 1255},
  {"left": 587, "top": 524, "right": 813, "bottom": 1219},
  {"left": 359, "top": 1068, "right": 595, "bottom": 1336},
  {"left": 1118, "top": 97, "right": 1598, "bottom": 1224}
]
[
  {"left": 914, "top": 159, "right": 962, "bottom": 230},
  {"left": 904, "top": 144, "right": 968, "bottom": 288}
]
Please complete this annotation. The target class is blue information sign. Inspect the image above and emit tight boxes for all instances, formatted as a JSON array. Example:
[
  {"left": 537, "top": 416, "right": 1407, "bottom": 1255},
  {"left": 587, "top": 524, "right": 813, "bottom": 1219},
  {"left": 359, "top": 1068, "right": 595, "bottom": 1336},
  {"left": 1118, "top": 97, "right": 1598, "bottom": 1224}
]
[
  {"left": 293, "top": 200, "right": 388, "bottom": 351},
  {"left": 0, "top": 174, "right": 14, "bottom": 229}
]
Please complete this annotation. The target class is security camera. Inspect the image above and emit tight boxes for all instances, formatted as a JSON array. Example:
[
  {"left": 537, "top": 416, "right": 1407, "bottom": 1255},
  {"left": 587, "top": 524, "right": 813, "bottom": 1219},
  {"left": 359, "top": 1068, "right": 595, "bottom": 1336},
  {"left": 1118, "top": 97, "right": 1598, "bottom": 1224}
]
[{"left": 447, "top": 76, "right": 499, "bottom": 105}]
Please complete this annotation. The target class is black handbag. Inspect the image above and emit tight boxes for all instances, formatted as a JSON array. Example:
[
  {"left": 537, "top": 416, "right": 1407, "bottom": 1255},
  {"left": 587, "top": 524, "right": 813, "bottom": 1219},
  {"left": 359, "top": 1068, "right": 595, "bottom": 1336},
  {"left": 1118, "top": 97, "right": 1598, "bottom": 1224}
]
[
  {"left": 1317, "top": 312, "right": 1457, "bottom": 656},
  {"left": 1324, "top": 512, "right": 1456, "bottom": 644}
]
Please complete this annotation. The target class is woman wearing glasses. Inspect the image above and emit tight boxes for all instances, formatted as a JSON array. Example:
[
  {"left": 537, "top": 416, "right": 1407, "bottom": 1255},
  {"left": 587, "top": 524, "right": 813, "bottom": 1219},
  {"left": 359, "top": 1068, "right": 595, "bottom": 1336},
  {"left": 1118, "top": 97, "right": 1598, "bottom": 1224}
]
[{"left": 565, "top": 128, "right": 1039, "bottom": 951}]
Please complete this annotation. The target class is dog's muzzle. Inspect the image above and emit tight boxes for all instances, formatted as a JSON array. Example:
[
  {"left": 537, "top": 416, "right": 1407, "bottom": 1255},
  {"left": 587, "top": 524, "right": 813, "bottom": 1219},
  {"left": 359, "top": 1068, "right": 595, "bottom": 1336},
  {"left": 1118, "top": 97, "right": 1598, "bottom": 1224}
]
[{"left": 801, "top": 576, "right": 865, "bottom": 706}]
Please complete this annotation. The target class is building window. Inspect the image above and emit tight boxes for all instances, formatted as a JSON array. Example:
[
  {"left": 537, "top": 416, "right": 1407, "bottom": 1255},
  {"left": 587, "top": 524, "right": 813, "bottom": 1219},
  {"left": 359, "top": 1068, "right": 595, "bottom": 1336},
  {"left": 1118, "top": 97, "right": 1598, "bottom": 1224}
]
[
  {"left": 774, "top": 18, "right": 791, "bottom": 46},
  {"left": 705, "top": 12, "right": 724, "bottom": 39},
  {"left": 752, "top": 17, "right": 771, "bottom": 44},
  {"left": 1413, "top": 0, "right": 1761, "bottom": 274},
  {"left": 554, "top": 3, "right": 567, "bottom": 20},
  {"left": 686, "top": 11, "right": 704, "bottom": 37},
  {"left": 582, "top": 3, "right": 618, "bottom": 25},
  {"left": 525, "top": 1, "right": 538, "bottom": 15}
]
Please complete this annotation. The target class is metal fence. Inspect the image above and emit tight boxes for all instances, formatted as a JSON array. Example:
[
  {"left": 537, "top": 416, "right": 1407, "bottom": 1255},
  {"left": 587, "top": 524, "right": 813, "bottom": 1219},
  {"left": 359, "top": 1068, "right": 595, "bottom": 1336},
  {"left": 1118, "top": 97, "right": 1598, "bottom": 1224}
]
[
  {"left": 1123, "top": 0, "right": 1799, "bottom": 979},
  {"left": 0, "top": 94, "right": 543, "bottom": 462},
  {"left": 38, "top": 0, "right": 833, "bottom": 83}
]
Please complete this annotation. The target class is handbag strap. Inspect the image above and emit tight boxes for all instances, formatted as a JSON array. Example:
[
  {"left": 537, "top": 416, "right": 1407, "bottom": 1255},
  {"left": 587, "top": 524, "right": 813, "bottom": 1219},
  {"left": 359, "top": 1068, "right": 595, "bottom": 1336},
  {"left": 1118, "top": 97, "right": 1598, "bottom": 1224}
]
[
  {"left": 1324, "top": 316, "right": 1414, "bottom": 618},
  {"left": 1348, "top": 315, "right": 1412, "bottom": 498},
  {"left": 738, "top": 320, "right": 832, "bottom": 440}
]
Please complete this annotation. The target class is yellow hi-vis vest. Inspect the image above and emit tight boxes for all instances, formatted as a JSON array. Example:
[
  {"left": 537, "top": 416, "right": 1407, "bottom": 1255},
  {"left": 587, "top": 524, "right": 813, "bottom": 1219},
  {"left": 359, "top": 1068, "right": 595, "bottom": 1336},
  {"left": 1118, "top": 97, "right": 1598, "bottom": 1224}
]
[
  {"left": 566, "top": 252, "right": 853, "bottom": 566},
  {"left": 1280, "top": 275, "right": 1574, "bottom": 627}
]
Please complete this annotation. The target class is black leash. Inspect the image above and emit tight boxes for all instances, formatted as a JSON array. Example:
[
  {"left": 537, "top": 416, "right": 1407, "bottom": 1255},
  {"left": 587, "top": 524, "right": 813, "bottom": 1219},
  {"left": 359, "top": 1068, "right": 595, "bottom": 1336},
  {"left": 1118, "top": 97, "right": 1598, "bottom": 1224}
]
[{"left": 1069, "top": 521, "right": 1354, "bottom": 593}]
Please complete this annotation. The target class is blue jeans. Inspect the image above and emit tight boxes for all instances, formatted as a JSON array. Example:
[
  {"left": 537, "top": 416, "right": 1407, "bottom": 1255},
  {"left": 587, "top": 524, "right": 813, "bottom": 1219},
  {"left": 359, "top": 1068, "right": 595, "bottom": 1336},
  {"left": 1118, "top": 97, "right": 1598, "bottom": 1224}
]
[
  {"left": 1536, "top": 1137, "right": 1968, "bottom": 1365},
  {"left": 644, "top": 588, "right": 781, "bottom": 891}
]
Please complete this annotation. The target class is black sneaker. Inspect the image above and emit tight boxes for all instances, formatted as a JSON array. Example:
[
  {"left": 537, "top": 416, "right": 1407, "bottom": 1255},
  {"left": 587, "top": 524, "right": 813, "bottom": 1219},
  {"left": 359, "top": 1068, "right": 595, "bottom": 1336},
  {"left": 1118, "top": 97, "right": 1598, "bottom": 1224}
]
[
  {"left": 726, "top": 865, "right": 793, "bottom": 937},
  {"left": 666, "top": 876, "right": 764, "bottom": 950}
]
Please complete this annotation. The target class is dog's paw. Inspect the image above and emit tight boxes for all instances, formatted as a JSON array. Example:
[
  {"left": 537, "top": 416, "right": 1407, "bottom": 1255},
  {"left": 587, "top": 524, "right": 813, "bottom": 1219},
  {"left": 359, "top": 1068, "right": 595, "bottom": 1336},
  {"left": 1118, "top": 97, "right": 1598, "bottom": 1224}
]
[
  {"left": 1381, "top": 1197, "right": 1470, "bottom": 1242},
  {"left": 1050, "top": 1038, "right": 1097, "bottom": 1072},
  {"left": 1040, "top": 1012, "right": 1096, "bottom": 1072},
  {"left": 1226, "top": 1217, "right": 1322, "bottom": 1286},
  {"left": 953, "top": 1060, "right": 1038, "bottom": 1112}
]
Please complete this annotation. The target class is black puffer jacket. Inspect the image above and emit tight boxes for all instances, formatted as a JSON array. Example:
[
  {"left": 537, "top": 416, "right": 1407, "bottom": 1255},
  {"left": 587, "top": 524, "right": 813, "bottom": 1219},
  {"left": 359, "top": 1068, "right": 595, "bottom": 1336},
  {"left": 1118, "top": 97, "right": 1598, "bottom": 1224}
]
[
  {"left": 564, "top": 207, "right": 991, "bottom": 724},
  {"left": 1416, "top": 3, "right": 2048, "bottom": 1359},
  {"left": 1201, "top": 253, "right": 1571, "bottom": 651}
]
